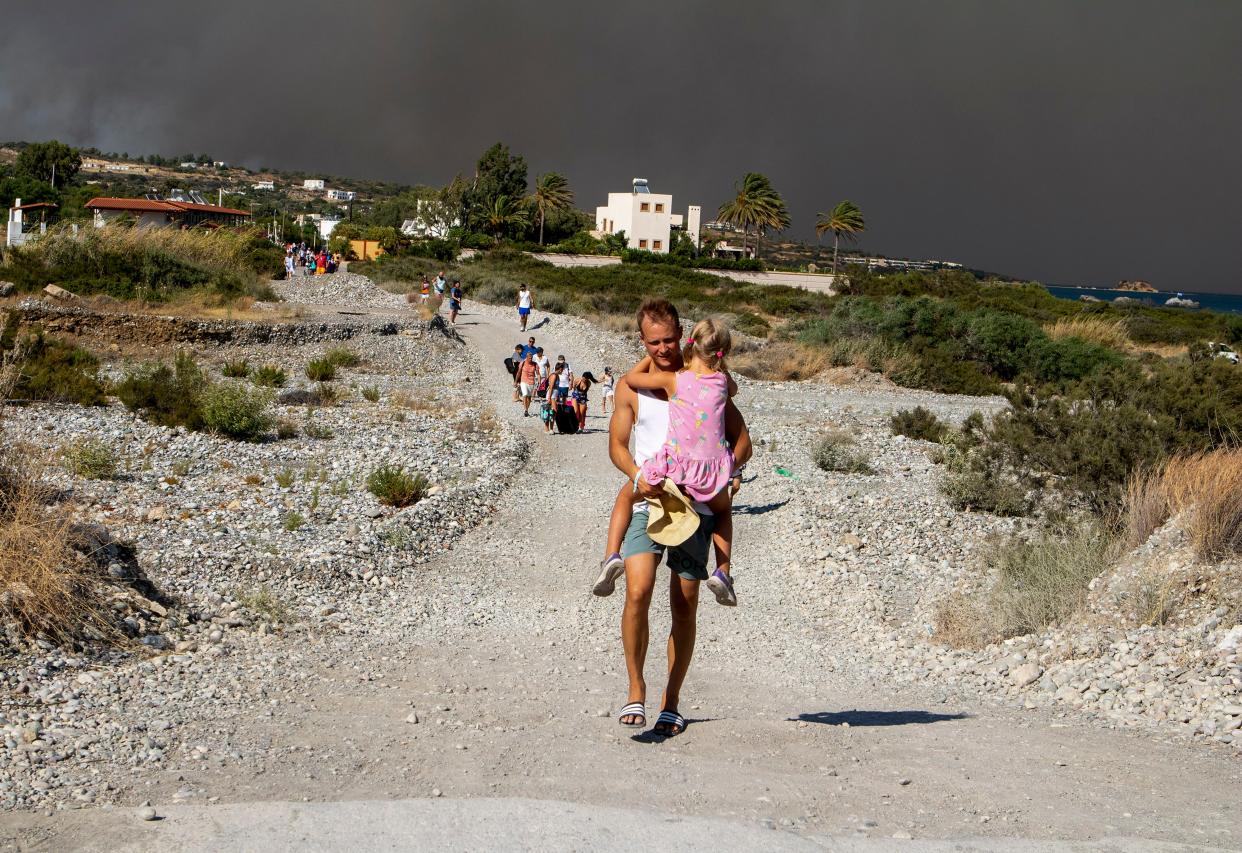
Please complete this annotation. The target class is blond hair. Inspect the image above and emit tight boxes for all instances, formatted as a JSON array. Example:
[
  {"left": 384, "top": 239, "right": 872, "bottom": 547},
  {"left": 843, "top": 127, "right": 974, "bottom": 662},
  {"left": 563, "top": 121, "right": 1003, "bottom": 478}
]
[{"left": 683, "top": 317, "right": 732, "bottom": 371}]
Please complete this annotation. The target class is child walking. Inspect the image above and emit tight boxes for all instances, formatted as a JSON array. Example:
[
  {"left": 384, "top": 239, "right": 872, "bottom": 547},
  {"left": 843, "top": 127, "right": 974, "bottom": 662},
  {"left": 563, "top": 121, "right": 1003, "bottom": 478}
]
[{"left": 593, "top": 318, "right": 739, "bottom": 606}]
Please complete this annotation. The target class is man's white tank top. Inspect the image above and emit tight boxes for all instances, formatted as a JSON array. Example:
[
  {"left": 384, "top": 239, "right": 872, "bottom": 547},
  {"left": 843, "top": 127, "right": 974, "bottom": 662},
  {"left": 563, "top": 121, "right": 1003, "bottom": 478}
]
[
  {"left": 518, "top": 290, "right": 532, "bottom": 308},
  {"left": 633, "top": 389, "right": 712, "bottom": 515}
]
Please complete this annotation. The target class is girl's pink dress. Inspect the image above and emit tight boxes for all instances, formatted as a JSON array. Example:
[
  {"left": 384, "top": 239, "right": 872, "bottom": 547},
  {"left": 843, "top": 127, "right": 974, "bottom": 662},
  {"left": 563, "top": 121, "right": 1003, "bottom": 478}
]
[{"left": 642, "top": 370, "right": 734, "bottom": 502}]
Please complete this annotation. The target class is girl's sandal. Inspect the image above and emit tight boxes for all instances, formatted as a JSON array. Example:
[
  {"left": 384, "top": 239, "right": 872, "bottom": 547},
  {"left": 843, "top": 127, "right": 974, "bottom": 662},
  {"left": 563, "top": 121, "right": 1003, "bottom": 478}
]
[
  {"left": 618, "top": 702, "right": 646, "bottom": 727},
  {"left": 654, "top": 709, "right": 686, "bottom": 736}
]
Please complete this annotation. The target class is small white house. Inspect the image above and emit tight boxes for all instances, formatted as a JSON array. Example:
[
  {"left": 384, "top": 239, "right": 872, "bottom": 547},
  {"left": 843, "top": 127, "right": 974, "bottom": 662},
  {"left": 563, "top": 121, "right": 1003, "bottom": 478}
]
[
  {"left": 303, "top": 179, "right": 325, "bottom": 190},
  {"left": 325, "top": 189, "right": 356, "bottom": 201},
  {"left": 253, "top": 180, "right": 275, "bottom": 191},
  {"left": 319, "top": 217, "right": 342, "bottom": 242},
  {"left": 400, "top": 198, "right": 460, "bottom": 239},
  {"left": 594, "top": 179, "right": 700, "bottom": 252}
]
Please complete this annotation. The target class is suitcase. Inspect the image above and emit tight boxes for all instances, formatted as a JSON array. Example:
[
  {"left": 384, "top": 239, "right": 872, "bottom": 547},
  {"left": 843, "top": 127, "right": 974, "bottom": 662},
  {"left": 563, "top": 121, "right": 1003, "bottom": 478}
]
[{"left": 554, "top": 402, "right": 579, "bottom": 434}]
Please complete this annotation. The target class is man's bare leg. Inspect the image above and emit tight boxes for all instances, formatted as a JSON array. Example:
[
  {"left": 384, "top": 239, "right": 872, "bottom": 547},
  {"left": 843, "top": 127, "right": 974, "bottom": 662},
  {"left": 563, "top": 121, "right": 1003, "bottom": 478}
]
[
  {"left": 620, "top": 553, "right": 657, "bottom": 725},
  {"left": 656, "top": 572, "right": 700, "bottom": 735}
]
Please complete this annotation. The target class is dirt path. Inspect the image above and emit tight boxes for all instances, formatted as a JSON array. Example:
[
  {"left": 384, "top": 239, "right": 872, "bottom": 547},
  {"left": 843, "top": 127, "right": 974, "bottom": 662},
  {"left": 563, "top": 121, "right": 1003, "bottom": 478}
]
[{"left": 4, "top": 303, "right": 1239, "bottom": 851}]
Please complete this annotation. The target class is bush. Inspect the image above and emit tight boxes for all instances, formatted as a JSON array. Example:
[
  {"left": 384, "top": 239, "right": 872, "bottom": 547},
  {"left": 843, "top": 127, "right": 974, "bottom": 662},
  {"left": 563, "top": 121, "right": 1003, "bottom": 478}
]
[
  {"left": 0, "top": 315, "right": 107, "bottom": 406},
  {"left": 812, "top": 429, "right": 875, "bottom": 474},
  {"left": 114, "top": 351, "right": 207, "bottom": 430},
  {"left": 283, "top": 511, "right": 306, "bottom": 532},
  {"left": 324, "top": 347, "right": 361, "bottom": 368},
  {"left": 361, "top": 385, "right": 381, "bottom": 402},
  {"left": 303, "top": 418, "right": 334, "bottom": 440},
  {"left": 305, "top": 358, "right": 336, "bottom": 382},
  {"left": 222, "top": 359, "right": 250, "bottom": 378},
  {"left": 59, "top": 438, "right": 117, "bottom": 480},
  {"left": 366, "top": 464, "right": 429, "bottom": 508},
  {"left": 890, "top": 407, "right": 948, "bottom": 443},
  {"left": 1045, "top": 316, "right": 1131, "bottom": 351},
  {"left": 275, "top": 418, "right": 298, "bottom": 440},
  {"left": 1124, "top": 450, "right": 1242, "bottom": 560},
  {"left": 731, "top": 342, "right": 825, "bottom": 381},
  {"left": 252, "top": 365, "right": 287, "bottom": 388},
  {"left": 199, "top": 382, "right": 273, "bottom": 441},
  {"left": 936, "top": 524, "right": 1112, "bottom": 645}
]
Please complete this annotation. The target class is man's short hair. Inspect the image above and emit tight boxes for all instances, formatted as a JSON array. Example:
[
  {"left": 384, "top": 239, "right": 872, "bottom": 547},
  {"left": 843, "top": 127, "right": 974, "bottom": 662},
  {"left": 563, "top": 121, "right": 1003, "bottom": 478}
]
[{"left": 636, "top": 298, "right": 680, "bottom": 336}]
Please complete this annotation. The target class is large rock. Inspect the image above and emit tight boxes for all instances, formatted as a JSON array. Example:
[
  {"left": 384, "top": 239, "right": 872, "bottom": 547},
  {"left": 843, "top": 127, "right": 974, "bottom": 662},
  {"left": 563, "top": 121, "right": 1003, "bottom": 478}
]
[
  {"left": 43, "top": 283, "right": 77, "bottom": 300},
  {"left": 0, "top": 281, "right": 15, "bottom": 297},
  {"left": 1010, "top": 663, "right": 1044, "bottom": 687}
]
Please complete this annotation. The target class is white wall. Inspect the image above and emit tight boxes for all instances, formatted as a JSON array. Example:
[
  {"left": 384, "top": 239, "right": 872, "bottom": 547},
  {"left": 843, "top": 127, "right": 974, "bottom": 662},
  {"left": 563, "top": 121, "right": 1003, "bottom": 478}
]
[
  {"left": 92, "top": 209, "right": 170, "bottom": 229},
  {"left": 595, "top": 191, "right": 674, "bottom": 252}
]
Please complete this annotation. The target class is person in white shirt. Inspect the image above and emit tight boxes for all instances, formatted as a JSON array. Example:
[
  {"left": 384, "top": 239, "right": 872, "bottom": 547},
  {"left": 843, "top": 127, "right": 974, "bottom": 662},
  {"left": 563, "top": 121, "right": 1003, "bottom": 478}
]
[{"left": 515, "top": 284, "right": 534, "bottom": 331}]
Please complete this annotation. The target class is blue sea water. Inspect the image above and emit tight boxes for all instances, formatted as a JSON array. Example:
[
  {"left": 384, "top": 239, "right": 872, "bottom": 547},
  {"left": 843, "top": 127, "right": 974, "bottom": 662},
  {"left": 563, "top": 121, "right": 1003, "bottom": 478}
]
[{"left": 1044, "top": 286, "right": 1242, "bottom": 315}]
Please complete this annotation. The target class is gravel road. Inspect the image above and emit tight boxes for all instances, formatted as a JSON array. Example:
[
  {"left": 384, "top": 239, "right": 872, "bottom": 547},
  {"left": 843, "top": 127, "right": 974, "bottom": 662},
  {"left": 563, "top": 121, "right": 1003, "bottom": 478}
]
[{"left": 1, "top": 283, "right": 1238, "bottom": 850}]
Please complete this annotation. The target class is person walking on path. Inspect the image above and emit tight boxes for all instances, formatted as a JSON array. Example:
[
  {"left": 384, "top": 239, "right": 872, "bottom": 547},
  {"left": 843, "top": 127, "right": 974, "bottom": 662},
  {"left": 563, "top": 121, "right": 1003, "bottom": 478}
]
[
  {"left": 601, "top": 366, "right": 616, "bottom": 414},
  {"left": 516, "top": 283, "right": 534, "bottom": 331},
  {"left": 447, "top": 280, "right": 463, "bottom": 325},
  {"left": 570, "top": 371, "right": 597, "bottom": 432},
  {"left": 506, "top": 344, "right": 524, "bottom": 402},
  {"left": 604, "top": 298, "right": 752, "bottom": 736},
  {"left": 517, "top": 352, "right": 541, "bottom": 417}
]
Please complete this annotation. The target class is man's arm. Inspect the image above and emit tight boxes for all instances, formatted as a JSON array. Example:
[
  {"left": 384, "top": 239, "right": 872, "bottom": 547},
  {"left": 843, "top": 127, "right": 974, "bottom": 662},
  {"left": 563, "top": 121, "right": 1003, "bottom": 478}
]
[
  {"left": 724, "top": 399, "right": 752, "bottom": 468},
  {"left": 609, "top": 381, "right": 663, "bottom": 498}
]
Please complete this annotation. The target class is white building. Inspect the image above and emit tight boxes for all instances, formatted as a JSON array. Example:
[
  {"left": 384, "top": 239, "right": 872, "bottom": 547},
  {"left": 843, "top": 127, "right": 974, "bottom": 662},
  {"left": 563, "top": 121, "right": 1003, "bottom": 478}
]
[
  {"left": 253, "top": 180, "right": 275, "bottom": 191},
  {"left": 400, "top": 198, "right": 461, "bottom": 239},
  {"left": 303, "top": 179, "right": 325, "bottom": 190},
  {"left": 594, "top": 179, "right": 699, "bottom": 253},
  {"left": 325, "top": 189, "right": 356, "bottom": 201},
  {"left": 318, "top": 217, "right": 342, "bottom": 242}
]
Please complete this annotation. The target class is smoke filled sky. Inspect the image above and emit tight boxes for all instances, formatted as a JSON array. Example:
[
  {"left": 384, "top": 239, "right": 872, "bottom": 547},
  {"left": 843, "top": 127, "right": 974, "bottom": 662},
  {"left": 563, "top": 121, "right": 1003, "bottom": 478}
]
[{"left": 3, "top": 1, "right": 1240, "bottom": 292}]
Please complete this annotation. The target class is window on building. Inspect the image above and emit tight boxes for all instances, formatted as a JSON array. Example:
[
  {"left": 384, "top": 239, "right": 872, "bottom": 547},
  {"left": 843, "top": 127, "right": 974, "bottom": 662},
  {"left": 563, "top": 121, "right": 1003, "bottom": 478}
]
[
  {"left": 638, "top": 239, "right": 648, "bottom": 249},
  {"left": 640, "top": 202, "right": 650, "bottom": 212},
  {"left": 655, "top": 203, "right": 664, "bottom": 213},
  {"left": 653, "top": 240, "right": 663, "bottom": 251}
]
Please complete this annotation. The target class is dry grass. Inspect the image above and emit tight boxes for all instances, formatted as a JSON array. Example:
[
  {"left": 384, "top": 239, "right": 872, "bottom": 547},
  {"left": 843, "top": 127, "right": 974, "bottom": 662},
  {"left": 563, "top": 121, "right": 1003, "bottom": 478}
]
[
  {"left": 1044, "top": 316, "right": 1132, "bottom": 351},
  {"left": 585, "top": 312, "right": 637, "bottom": 337},
  {"left": 391, "top": 389, "right": 450, "bottom": 417},
  {"left": 732, "top": 341, "right": 828, "bottom": 381},
  {"left": 1121, "top": 450, "right": 1242, "bottom": 560},
  {"left": 934, "top": 524, "right": 1112, "bottom": 647},
  {"left": 1159, "top": 451, "right": 1242, "bottom": 559},
  {"left": 0, "top": 449, "right": 116, "bottom": 645}
]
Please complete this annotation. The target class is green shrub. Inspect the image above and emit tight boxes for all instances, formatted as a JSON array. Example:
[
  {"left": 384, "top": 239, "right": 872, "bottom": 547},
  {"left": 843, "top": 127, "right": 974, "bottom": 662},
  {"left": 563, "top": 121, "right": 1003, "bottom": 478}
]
[
  {"left": 812, "top": 429, "right": 875, "bottom": 475},
  {"left": 324, "top": 347, "right": 361, "bottom": 368},
  {"left": 114, "top": 352, "right": 206, "bottom": 430},
  {"left": 222, "top": 359, "right": 250, "bottom": 378},
  {"left": 252, "top": 365, "right": 287, "bottom": 388},
  {"left": 890, "top": 407, "right": 949, "bottom": 443},
  {"left": 283, "top": 511, "right": 306, "bottom": 532},
  {"left": 366, "top": 464, "right": 429, "bottom": 508},
  {"left": 274, "top": 467, "right": 295, "bottom": 488},
  {"left": 939, "top": 446, "right": 1030, "bottom": 517},
  {"left": 276, "top": 418, "right": 298, "bottom": 439},
  {"left": 0, "top": 316, "right": 107, "bottom": 406},
  {"left": 305, "top": 358, "right": 336, "bottom": 382},
  {"left": 361, "top": 385, "right": 381, "bottom": 403},
  {"left": 303, "top": 418, "right": 334, "bottom": 440},
  {"left": 59, "top": 438, "right": 117, "bottom": 480},
  {"left": 199, "top": 382, "right": 273, "bottom": 441}
]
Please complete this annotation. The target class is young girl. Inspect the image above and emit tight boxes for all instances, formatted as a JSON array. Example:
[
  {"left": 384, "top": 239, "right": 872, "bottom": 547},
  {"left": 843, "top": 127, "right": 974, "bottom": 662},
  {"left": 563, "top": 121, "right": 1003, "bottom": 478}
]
[
  {"left": 593, "top": 318, "right": 739, "bottom": 606},
  {"left": 601, "top": 366, "right": 616, "bottom": 414}
]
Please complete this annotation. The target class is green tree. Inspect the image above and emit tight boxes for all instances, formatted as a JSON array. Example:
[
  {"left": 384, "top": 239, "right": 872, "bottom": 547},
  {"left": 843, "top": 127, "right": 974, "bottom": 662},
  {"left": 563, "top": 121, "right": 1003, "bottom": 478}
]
[
  {"left": 468, "top": 143, "right": 528, "bottom": 230},
  {"left": 16, "top": 140, "right": 82, "bottom": 188},
  {"left": 482, "top": 194, "right": 530, "bottom": 244},
  {"left": 716, "top": 172, "right": 787, "bottom": 259},
  {"left": 530, "top": 172, "right": 573, "bottom": 246},
  {"left": 815, "top": 200, "right": 866, "bottom": 274}
]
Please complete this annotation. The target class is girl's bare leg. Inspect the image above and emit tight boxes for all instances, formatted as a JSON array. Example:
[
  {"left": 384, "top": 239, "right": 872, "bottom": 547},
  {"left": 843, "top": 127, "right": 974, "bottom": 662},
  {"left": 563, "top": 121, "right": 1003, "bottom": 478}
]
[
  {"left": 706, "top": 488, "right": 733, "bottom": 576},
  {"left": 605, "top": 481, "right": 644, "bottom": 557}
]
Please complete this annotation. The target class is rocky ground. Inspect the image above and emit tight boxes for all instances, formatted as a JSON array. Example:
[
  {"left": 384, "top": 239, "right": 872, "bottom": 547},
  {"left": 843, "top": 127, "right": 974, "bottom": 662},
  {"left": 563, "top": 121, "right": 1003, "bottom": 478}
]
[{"left": 0, "top": 276, "right": 1238, "bottom": 849}]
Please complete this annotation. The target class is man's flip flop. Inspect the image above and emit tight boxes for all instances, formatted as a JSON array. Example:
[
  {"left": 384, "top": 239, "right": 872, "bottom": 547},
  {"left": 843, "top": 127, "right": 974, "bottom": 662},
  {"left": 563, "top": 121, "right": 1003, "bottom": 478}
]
[
  {"left": 618, "top": 702, "right": 646, "bottom": 727},
  {"left": 654, "top": 710, "right": 686, "bottom": 736}
]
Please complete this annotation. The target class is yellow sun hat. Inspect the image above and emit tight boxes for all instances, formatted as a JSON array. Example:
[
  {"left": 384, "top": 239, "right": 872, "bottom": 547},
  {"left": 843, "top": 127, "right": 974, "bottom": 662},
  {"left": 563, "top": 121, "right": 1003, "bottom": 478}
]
[{"left": 646, "top": 479, "right": 700, "bottom": 547}]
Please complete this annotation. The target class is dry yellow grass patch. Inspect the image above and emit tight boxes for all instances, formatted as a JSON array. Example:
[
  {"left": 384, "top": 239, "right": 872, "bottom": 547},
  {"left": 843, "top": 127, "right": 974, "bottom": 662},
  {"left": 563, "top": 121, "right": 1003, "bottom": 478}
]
[
  {"left": 1044, "top": 316, "right": 1132, "bottom": 351},
  {"left": 1122, "top": 449, "right": 1242, "bottom": 559},
  {"left": 731, "top": 341, "right": 827, "bottom": 381},
  {"left": 391, "top": 389, "right": 451, "bottom": 417}
]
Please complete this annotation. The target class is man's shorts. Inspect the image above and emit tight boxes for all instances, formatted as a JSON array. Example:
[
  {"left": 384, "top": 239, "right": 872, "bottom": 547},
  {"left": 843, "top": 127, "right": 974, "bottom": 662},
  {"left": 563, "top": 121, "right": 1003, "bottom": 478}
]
[
  {"left": 518, "top": 307, "right": 531, "bottom": 317},
  {"left": 620, "top": 509, "right": 716, "bottom": 581},
  {"left": 519, "top": 382, "right": 534, "bottom": 397}
]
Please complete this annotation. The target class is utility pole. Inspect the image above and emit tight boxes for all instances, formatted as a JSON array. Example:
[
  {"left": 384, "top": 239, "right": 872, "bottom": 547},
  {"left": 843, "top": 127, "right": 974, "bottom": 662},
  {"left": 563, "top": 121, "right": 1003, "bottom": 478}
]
[{"left": 50, "top": 162, "right": 56, "bottom": 189}]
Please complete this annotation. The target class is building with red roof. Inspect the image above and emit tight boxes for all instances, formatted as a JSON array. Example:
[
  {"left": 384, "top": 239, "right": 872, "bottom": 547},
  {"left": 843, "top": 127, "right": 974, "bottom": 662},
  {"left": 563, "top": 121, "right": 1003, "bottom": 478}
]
[{"left": 84, "top": 197, "right": 251, "bottom": 229}]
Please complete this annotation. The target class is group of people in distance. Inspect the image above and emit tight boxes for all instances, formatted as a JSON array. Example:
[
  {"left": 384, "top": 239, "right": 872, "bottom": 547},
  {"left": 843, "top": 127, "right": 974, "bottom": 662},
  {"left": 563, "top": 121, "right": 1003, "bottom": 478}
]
[
  {"left": 508, "top": 288, "right": 748, "bottom": 738},
  {"left": 504, "top": 335, "right": 615, "bottom": 435},
  {"left": 283, "top": 242, "right": 338, "bottom": 278},
  {"left": 415, "top": 269, "right": 464, "bottom": 325}
]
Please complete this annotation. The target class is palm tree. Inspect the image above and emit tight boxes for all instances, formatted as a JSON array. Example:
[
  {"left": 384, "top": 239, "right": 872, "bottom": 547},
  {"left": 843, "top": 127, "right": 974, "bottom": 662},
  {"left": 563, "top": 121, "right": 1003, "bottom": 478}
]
[
  {"left": 483, "top": 194, "right": 530, "bottom": 245},
  {"left": 815, "top": 200, "right": 866, "bottom": 273},
  {"left": 718, "top": 172, "right": 789, "bottom": 260},
  {"left": 530, "top": 172, "right": 573, "bottom": 246}
]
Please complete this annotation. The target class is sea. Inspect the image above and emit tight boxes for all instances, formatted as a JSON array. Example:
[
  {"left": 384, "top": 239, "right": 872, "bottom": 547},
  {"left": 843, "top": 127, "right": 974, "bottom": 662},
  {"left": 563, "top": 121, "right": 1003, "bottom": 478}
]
[{"left": 1044, "top": 286, "right": 1242, "bottom": 315}]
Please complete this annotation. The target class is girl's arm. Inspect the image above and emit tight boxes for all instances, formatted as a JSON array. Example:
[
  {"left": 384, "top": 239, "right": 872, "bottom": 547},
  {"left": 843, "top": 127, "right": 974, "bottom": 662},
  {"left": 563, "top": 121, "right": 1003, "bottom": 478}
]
[{"left": 624, "top": 363, "right": 676, "bottom": 394}]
